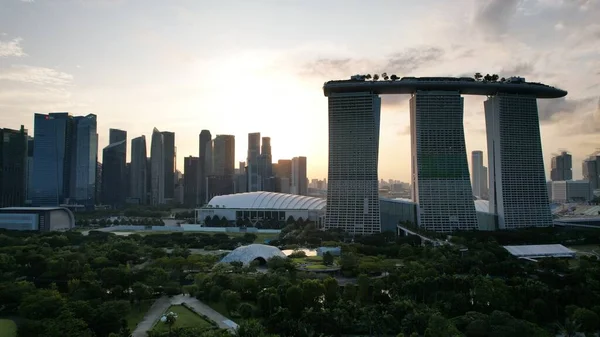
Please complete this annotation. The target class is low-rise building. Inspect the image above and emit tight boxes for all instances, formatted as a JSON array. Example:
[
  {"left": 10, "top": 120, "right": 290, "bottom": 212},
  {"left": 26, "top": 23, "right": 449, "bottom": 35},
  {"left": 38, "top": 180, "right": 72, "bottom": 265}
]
[{"left": 0, "top": 207, "right": 75, "bottom": 231}]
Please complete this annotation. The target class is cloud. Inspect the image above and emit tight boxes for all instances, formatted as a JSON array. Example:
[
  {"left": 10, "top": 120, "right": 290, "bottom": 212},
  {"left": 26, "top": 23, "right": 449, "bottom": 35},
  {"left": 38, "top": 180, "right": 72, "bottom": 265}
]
[
  {"left": 0, "top": 65, "right": 73, "bottom": 85},
  {"left": 537, "top": 96, "right": 596, "bottom": 122},
  {"left": 385, "top": 47, "right": 444, "bottom": 75},
  {"left": 0, "top": 37, "right": 26, "bottom": 57},
  {"left": 473, "top": 0, "right": 520, "bottom": 36},
  {"left": 501, "top": 62, "right": 535, "bottom": 76}
]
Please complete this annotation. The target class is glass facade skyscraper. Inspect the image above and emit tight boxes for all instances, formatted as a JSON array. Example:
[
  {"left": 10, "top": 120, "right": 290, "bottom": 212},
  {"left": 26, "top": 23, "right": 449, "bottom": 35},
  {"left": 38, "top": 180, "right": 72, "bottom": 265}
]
[
  {"left": 71, "top": 114, "right": 98, "bottom": 208},
  {"left": 485, "top": 94, "right": 552, "bottom": 228},
  {"left": 410, "top": 91, "right": 478, "bottom": 232},
  {"left": 151, "top": 128, "right": 165, "bottom": 205},
  {"left": 325, "top": 92, "right": 381, "bottom": 235},
  {"left": 130, "top": 135, "right": 147, "bottom": 204},
  {"left": 31, "top": 113, "right": 74, "bottom": 206},
  {"left": 0, "top": 126, "right": 28, "bottom": 207}
]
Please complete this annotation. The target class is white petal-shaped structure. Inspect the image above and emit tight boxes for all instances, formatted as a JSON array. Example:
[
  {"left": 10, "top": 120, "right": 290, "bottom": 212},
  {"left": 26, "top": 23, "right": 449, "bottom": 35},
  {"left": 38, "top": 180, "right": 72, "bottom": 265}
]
[{"left": 220, "top": 244, "right": 286, "bottom": 265}]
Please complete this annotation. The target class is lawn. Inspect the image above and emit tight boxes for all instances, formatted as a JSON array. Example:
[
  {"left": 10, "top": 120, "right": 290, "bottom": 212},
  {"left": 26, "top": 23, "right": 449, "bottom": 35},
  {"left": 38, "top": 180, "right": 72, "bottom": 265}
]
[
  {"left": 0, "top": 319, "right": 17, "bottom": 337},
  {"left": 152, "top": 305, "right": 213, "bottom": 333},
  {"left": 227, "top": 232, "right": 278, "bottom": 244},
  {"left": 125, "top": 299, "right": 154, "bottom": 331}
]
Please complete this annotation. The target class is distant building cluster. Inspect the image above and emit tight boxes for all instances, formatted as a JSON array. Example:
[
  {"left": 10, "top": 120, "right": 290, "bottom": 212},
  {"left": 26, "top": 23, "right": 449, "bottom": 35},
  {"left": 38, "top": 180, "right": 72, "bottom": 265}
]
[
  {"left": 0, "top": 113, "right": 308, "bottom": 211},
  {"left": 546, "top": 150, "right": 599, "bottom": 203}
]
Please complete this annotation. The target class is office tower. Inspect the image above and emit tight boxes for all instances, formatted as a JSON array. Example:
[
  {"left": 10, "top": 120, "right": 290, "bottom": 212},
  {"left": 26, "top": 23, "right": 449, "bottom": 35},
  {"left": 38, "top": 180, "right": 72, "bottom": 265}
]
[
  {"left": 410, "top": 91, "right": 478, "bottom": 232},
  {"left": 198, "top": 130, "right": 212, "bottom": 206},
  {"left": 291, "top": 156, "right": 308, "bottom": 196},
  {"left": 485, "top": 93, "right": 552, "bottom": 228},
  {"left": 70, "top": 114, "right": 98, "bottom": 208},
  {"left": 151, "top": 128, "right": 165, "bottom": 205},
  {"left": 324, "top": 92, "right": 381, "bottom": 235},
  {"left": 257, "top": 136, "right": 273, "bottom": 191},
  {"left": 109, "top": 128, "right": 126, "bottom": 144},
  {"left": 551, "top": 151, "right": 573, "bottom": 181},
  {"left": 583, "top": 151, "right": 600, "bottom": 190},
  {"left": 471, "top": 150, "right": 488, "bottom": 199},
  {"left": 145, "top": 158, "right": 152, "bottom": 204},
  {"left": 102, "top": 129, "right": 127, "bottom": 208},
  {"left": 275, "top": 159, "right": 292, "bottom": 193},
  {"left": 184, "top": 156, "right": 199, "bottom": 207},
  {"left": 213, "top": 135, "right": 235, "bottom": 176},
  {"left": 26, "top": 137, "right": 34, "bottom": 204},
  {"left": 161, "top": 131, "right": 175, "bottom": 200},
  {"left": 130, "top": 136, "right": 147, "bottom": 204},
  {"left": 0, "top": 126, "right": 28, "bottom": 207},
  {"left": 31, "top": 113, "right": 74, "bottom": 206},
  {"left": 95, "top": 161, "right": 102, "bottom": 203},
  {"left": 234, "top": 161, "right": 247, "bottom": 193},
  {"left": 550, "top": 180, "right": 593, "bottom": 203},
  {"left": 247, "top": 132, "right": 261, "bottom": 191}
]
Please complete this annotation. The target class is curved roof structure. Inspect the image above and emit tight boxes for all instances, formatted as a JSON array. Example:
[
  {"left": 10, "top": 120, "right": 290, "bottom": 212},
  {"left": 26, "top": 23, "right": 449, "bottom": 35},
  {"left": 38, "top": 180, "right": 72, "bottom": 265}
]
[
  {"left": 323, "top": 77, "right": 567, "bottom": 98},
  {"left": 220, "top": 244, "right": 286, "bottom": 265},
  {"left": 207, "top": 192, "right": 326, "bottom": 210}
]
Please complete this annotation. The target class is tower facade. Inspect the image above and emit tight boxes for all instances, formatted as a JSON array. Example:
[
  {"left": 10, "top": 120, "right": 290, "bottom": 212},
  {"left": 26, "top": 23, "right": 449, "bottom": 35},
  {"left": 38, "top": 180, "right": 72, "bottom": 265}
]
[
  {"left": 0, "top": 126, "right": 28, "bottom": 207},
  {"left": 485, "top": 94, "right": 552, "bottom": 228},
  {"left": 72, "top": 114, "right": 98, "bottom": 208},
  {"left": 184, "top": 156, "right": 199, "bottom": 207},
  {"left": 247, "top": 132, "right": 261, "bottom": 191},
  {"left": 130, "top": 135, "right": 147, "bottom": 204},
  {"left": 324, "top": 92, "right": 381, "bottom": 235},
  {"left": 161, "top": 131, "right": 176, "bottom": 200},
  {"left": 151, "top": 128, "right": 165, "bottom": 205},
  {"left": 471, "top": 150, "right": 488, "bottom": 199},
  {"left": 291, "top": 156, "right": 307, "bottom": 196},
  {"left": 550, "top": 151, "right": 573, "bottom": 181},
  {"left": 102, "top": 128, "right": 127, "bottom": 208},
  {"left": 410, "top": 91, "right": 478, "bottom": 232},
  {"left": 198, "top": 130, "right": 212, "bottom": 206}
]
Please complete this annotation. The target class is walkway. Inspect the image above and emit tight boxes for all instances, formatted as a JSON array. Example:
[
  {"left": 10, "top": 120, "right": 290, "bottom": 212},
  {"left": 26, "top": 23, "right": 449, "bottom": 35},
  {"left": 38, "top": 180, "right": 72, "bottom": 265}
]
[{"left": 131, "top": 294, "right": 237, "bottom": 337}]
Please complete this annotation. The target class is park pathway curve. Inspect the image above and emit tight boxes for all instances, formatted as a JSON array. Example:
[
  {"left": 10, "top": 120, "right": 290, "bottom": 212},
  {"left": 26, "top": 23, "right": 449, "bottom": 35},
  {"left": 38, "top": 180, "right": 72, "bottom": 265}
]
[{"left": 131, "top": 294, "right": 237, "bottom": 337}]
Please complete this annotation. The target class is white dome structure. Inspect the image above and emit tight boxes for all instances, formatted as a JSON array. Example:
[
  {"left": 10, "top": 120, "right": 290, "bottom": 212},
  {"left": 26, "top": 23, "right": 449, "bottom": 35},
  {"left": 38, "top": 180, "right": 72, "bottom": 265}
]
[{"left": 220, "top": 244, "right": 286, "bottom": 265}]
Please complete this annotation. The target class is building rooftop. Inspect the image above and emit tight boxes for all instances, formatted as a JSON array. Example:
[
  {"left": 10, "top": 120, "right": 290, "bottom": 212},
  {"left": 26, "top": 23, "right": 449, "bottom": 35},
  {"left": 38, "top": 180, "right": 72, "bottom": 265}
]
[
  {"left": 503, "top": 244, "right": 576, "bottom": 258},
  {"left": 206, "top": 192, "right": 326, "bottom": 210},
  {"left": 323, "top": 76, "right": 567, "bottom": 98}
]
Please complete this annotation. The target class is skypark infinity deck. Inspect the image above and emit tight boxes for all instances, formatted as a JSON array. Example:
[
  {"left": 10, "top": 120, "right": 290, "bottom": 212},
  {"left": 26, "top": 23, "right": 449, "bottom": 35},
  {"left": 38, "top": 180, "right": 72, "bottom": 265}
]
[{"left": 323, "top": 77, "right": 567, "bottom": 98}]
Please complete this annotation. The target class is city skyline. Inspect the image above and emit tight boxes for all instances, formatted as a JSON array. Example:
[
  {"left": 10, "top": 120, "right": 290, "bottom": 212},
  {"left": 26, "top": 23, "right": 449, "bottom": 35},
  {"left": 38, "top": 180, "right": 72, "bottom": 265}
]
[{"left": 1, "top": 0, "right": 599, "bottom": 181}]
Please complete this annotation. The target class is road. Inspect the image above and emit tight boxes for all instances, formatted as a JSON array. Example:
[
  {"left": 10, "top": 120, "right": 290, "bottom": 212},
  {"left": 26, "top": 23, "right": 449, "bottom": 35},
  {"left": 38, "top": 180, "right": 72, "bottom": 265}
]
[{"left": 131, "top": 294, "right": 237, "bottom": 337}]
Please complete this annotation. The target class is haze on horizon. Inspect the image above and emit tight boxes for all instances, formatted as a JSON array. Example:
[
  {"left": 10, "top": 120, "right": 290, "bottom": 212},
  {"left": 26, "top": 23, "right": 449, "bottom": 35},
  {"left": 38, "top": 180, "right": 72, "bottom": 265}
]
[{"left": 1, "top": 0, "right": 599, "bottom": 181}]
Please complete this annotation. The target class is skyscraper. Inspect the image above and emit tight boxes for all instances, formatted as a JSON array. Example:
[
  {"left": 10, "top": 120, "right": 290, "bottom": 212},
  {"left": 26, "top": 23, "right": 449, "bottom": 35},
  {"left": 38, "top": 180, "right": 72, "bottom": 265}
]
[
  {"left": 102, "top": 129, "right": 127, "bottom": 208},
  {"left": 151, "top": 128, "right": 165, "bottom": 205},
  {"left": 471, "top": 150, "right": 488, "bottom": 199},
  {"left": 162, "top": 131, "right": 175, "bottom": 200},
  {"left": 72, "top": 114, "right": 98, "bottom": 208},
  {"left": 184, "top": 156, "right": 199, "bottom": 207},
  {"left": 324, "top": 92, "right": 381, "bottom": 235},
  {"left": 485, "top": 93, "right": 552, "bottom": 228},
  {"left": 198, "top": 130, "right": 212, "bottom": 206},
  {"left": 207, "top": 135, "right": 235, "bottom": 200},
  {"left": 551, "top": 151, "right": 573, "bottom": 181},
  {"left": 0, "top": 126, "right": 28, "bottom": 207},
  {"left": 247, "top": 132, "right": 261, "bottom": 191},
  {"left": 291, "top": 156, "right": 307, "bottom": 196},
  {"left": 31, "top": 113, "right": 74, "bottom": 206},
  {"left": 410, "top": 91, "right": 478, "bottom": 232},
  {"left": 26, "top": 137, "right": 34, "bottom": 204},
  {"left": 582, "top": 151, "right": 600, "bottom": 190},
  {"left": 130, "top": 135, "right": 147, "bottom": 204},
  {"left": 275, "top": 159, "right": 292, "bottom": 193},
  {"left": 257, "top": 136, "right": 273, "bottom": 191}
]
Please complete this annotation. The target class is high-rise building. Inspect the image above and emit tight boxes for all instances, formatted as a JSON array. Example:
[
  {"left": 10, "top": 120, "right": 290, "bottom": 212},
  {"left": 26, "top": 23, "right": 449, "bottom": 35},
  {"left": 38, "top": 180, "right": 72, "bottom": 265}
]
[
  {"left": 275, "top": 159, "right": 292, "bottom": 193},
  {"left": 234, "top": 161, "right": 247, "bottom": 193},
  {"left": 485, "top": 94, "right": 552, "bottom": 228},
  {"left": 151, "top": 128, "right": 165, "bottom": 205},
  {"left": 257, "top": 137, "right": 273, "bottom": 191},
  {"left": 324, "top": 92, "right": 381, "bottom": 235},
  {"left": 102, "top": 129, "right": 127, "bottom": 208},
  {"left": 213, "top": 135, "right": 235, "bottom": 176},
  {"left": 410, "top": 91, "right": 478, "bottom": 232},
  {"left": 550, "top": 180, "right": 592, "bottom": 203},
  {"left": 184, "top": 156, "right": 199, "bottom": 207},
  {"left": 31, "top": 113, "right": 74, "bottom": 206},
  {"left": 161, "top": 131, "right": 175, "bottom": 200},
  {"left": 471, "top": 150, "right": 488, "bottom": 199},
  {"left": 198, "top": 130, "right": 212, "bottom": 206},
  {"left": 72, "top": 115, "right": 98, "bottom": 208},
  {"left": 95, "top": 161, "right": 102, "bottom": 203},
  {"left": 291, "top": 156, "right": 307, "bottom": 196},
  {"left": 0, "top": 126, "right": 28, "bottom": 207},
  {"left": 247, "top": 132, "right": 261, "bottom": 191},
  {"left": 26, "top": 137, "right": 34, "bottom": 204},
  {"left": 551, "top": 151, "right": 572, "bottom": 181},
  {"left": 583, "top": 151, "right": 600, "bottom": 190},
  {"left": 130, "top": 136, "right": 147, "bottom": 204}
]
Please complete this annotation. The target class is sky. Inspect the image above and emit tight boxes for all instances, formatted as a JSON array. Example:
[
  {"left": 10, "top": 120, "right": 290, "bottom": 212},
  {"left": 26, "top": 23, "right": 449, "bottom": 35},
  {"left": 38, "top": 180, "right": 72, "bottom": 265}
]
[{"left": 0, "top": 0, "right": 599, "bottom": 181}]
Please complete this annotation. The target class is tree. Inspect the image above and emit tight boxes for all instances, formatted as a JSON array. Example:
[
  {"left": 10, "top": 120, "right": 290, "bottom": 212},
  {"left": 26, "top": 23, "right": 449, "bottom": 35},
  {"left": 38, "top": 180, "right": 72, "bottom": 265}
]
[
  {"left": 19, "top": 288, "right": 66, "bottom": 320},
  {"left": 164, "top": 311, "right": 177, "bottom": 336},
  {"left": 424, "top": 314, "right": 463, "bottom": 337},
  {"left": 204, "top": 216, "right": 212, "bottom": 226},
  {"left": 286, "top": 216, "right": 295, "bottom": 225},
  {"left": 223, "top": 290, "right": 241, "bottom": 315},
  {"left": 323, "top": 252, "right": 334, "bottom": 266},
  {"left": 286, "top": 285, "right": 304, "bottom": 316},
  {"left": 491, "top": 74, "right": 499, "bottom": 82},
  {"left": 238, "top": 302, "right": 254, "bottom": 319},
  {"left": 323, "top": 277, "right": 339, "bottom": 304},
  {"left": 555, "top": 318, "right": 581, "bottom": 337},
  {"left": 571, "top": 308, "right": 598, "bottom": 334},
  {"left": 235, "top": 319, "right": 268, "bottom": 337},
  {"left": 474, "top": 72, "right": 483, "bottom": 81},
  {"left": 221, "top": 216, "right": 229, "bottom": 227}
]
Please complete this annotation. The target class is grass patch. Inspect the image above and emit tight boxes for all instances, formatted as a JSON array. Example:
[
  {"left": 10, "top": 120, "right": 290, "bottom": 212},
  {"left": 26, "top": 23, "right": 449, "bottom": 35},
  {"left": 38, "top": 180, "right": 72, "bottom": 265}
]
[
  {"left": 305, "top": 264, "right": 329, "bottom": 270},
  {"left": 152, "top": 305, "right": 213, "bottom": 333},
  {"left": 0, "top": 319, "right": 17, "bottom": 337},
  {"left": 125, "top": 299, "right": 154, "bottom": 331}
]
